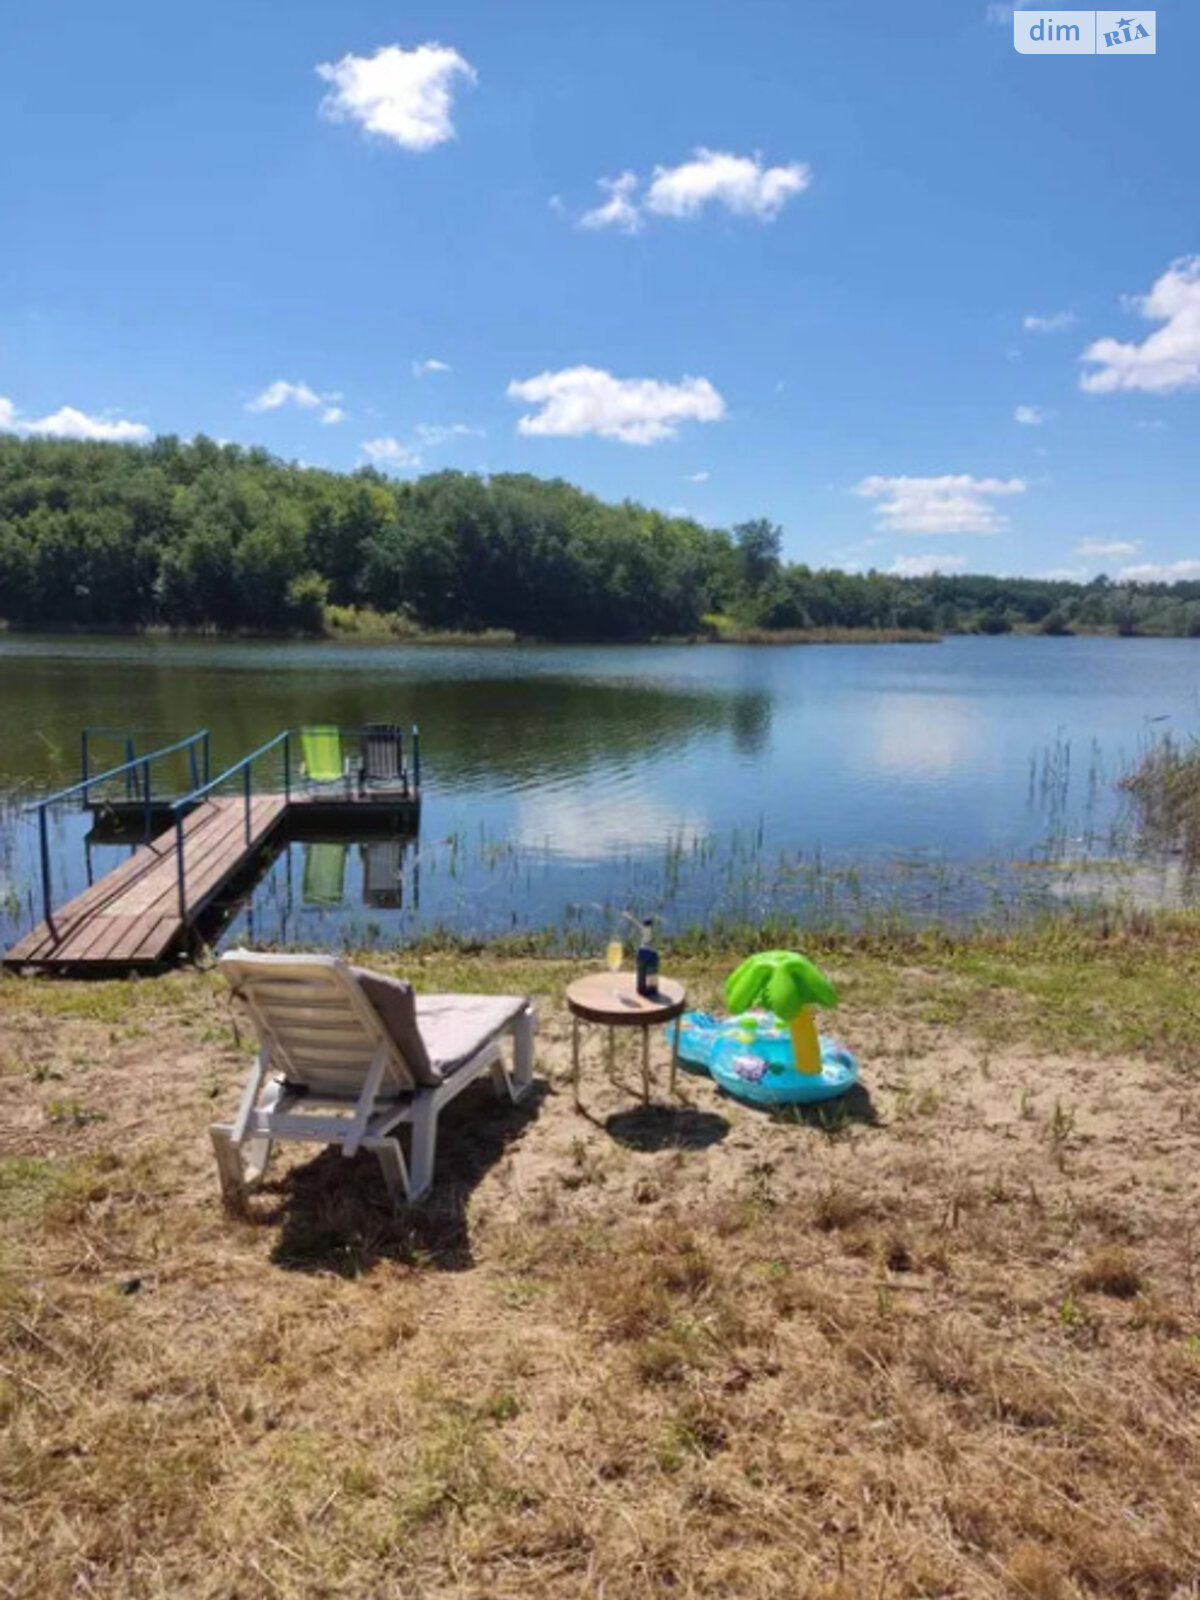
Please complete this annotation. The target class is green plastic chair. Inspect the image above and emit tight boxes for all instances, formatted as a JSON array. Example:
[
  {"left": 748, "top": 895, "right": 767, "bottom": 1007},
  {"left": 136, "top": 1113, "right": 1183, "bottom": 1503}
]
[
  {"left": 300, "top": 726, "right": 344, "bottom": 786},
  {"left": 302, "top": 842, "right": 348, "bottom": 907}
]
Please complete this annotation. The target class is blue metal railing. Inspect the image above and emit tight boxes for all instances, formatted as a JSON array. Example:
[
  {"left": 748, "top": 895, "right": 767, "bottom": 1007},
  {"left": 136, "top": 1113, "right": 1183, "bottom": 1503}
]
[
  {"left": 28, "top": 731, "right": 212, "bottom": 939},
  {"left": 29, "top": 721, "right": 419, "bottom": 947},
  {"left": 168, "top": 731, "right": 291, "bottom": 924},
  {"left": 80, "top": 728, "right": 211, "bottom": 802}
]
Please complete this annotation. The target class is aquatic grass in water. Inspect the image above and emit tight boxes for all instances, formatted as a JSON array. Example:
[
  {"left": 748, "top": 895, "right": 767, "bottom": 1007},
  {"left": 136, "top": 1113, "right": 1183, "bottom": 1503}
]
[
  {"left": 1118, "top": 733, "right": 1200, "bottom": 869},
  {"left": 215, "top": 813, "right": 1163, "bottom": 958}
]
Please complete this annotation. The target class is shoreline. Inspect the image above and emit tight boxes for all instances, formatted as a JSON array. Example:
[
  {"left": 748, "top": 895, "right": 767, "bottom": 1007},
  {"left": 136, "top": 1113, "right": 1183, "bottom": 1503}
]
[{"left": 4, "top": 618, "right": 1194, "bottom": 647}]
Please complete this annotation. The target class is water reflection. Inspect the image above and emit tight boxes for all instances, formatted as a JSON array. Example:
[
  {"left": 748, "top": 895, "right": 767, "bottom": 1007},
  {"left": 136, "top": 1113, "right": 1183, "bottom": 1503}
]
[
  {"left": 302, "top": 843, "right": 348, "bottom": 907},
  {"left": 0, "top": 637, "right": 772, "bottom": 796},
  {"left": 1, "top": 634, "right": 1198, "bottom": 955},
  {"left": 862, "top": 695, "right": 988, "bottom": 780},
  {"left": 361, "top": 839, "right": 405, "bottom": 909},
  {"left": 515, "top": 786, "right": 707, "bottom": 860}
]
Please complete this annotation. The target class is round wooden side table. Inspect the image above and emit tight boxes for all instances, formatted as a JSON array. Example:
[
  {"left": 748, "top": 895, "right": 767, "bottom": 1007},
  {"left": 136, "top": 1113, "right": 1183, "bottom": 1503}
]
[{"left": 565, "top": 973, "right": 687, "bottom": 1108}]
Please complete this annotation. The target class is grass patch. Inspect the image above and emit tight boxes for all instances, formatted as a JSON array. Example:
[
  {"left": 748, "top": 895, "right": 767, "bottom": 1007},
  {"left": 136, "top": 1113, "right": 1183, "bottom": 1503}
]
[{"left": 2, "top": 918, "right": 1200, "bottom": 1596}]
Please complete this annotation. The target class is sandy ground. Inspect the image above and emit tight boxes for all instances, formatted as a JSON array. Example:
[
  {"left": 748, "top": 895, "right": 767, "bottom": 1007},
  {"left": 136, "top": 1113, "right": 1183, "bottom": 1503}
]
[{"left": 2, "top": 963, "right": 1199, "bottom": 1598}]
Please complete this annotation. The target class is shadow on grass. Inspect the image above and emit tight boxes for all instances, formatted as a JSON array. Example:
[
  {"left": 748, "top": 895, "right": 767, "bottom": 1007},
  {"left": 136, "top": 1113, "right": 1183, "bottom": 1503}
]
[
  {"left": 261, "top": 1080, "right": 548, "bottom": 1277},
  {"left": 603, "top": 1103, "right": 730, "bottom": 1152},
  {"left": 764, "top": 1081, "right": 880, "bottom": 1132}
]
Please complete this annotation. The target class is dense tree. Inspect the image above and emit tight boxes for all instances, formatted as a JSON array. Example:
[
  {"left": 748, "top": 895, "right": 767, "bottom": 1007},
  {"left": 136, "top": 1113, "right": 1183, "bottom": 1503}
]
[
  {"left": 733, "top": 518, "right": 783, "bottom": 594},
  {"left": 0, "top": 432, "right": 1197, "bottom": 640}
]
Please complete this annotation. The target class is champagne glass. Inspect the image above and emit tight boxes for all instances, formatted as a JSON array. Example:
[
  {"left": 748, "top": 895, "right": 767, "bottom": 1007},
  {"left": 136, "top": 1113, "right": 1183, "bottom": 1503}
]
[{"left": 605, "top": 938, "right": 623, "bottom": 973}]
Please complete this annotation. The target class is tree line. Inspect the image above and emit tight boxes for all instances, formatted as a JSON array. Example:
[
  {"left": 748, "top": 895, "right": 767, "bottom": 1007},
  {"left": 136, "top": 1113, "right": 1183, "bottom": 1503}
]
[{"left": 0, "top": 433, "right": 1196, "bottom": 640}]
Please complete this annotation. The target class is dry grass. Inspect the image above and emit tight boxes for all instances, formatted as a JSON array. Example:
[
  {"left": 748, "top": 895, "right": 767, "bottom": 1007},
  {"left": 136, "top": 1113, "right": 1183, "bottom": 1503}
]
[
  {"left": 2, "top": 941, "right": 1199, "bottom": 1599},
  {"left": 1119, "top": 735, "right": 1200, "bottom": 868}
]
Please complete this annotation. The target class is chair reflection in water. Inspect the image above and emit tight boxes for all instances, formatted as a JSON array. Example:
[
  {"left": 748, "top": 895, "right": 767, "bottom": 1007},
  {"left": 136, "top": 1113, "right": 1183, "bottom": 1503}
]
[
  {"left": 302, "top": 842, "right": 348, "bottom": 907},
  {"left": 301, "top": 838, "right": 408, "bottom": 911},
  {"left": 361, "top": 839, "right": 404, "bottom": 908}
]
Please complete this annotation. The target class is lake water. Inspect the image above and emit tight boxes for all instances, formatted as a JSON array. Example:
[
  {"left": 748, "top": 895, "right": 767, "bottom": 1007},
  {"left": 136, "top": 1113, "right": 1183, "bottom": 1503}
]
[{"left": 0, "top": 633, "right": 1196, "bottom": 955}]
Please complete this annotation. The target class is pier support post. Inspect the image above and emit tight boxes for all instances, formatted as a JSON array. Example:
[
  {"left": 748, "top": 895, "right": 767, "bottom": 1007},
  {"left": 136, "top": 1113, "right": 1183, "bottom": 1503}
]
[
  {"left": 175, "top": 814, "right": 188, "bottom": 924},
  {"left": 38, "top": 806, "right": 56, "bottom": 940}
]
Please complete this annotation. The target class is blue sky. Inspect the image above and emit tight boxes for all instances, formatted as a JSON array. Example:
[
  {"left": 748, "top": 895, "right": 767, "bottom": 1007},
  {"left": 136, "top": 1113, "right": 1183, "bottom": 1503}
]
[{"left": 1, "top": 0, "right": 1196, "bottom": 581}]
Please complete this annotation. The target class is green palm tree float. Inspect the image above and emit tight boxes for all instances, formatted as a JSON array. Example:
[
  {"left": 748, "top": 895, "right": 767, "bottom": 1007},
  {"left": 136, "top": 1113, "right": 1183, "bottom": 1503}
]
[{"left": 725, "top": 950, "right": 838, "bottom": 1075}]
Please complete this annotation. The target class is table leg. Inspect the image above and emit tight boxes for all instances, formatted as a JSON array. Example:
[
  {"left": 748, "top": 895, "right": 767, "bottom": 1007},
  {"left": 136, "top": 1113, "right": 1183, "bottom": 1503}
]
[
  {"left": 572, "top": 1015, "right": 581, "bottom": 1110},
  {"left": 670, "top": 1016, "right": 681, "bottom": 1096},
  {"left": 641, "top": 1026, "right": 651, "bottom": 1105},
  {"left": 607, "top": 1026, "right": 616, "bottom": 1083}
]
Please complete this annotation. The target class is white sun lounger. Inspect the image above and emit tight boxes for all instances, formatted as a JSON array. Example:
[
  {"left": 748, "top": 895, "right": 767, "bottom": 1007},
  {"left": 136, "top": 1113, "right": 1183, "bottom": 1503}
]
[{"left": 211, "top": 950, "right": 535, "bottom": 1205}]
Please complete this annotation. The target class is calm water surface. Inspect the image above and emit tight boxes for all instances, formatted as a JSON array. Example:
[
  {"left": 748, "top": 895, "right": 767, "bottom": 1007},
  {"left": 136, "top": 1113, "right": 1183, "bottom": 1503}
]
[{"left": 0, "top": 634, "right": 1196, "bottom": 952}]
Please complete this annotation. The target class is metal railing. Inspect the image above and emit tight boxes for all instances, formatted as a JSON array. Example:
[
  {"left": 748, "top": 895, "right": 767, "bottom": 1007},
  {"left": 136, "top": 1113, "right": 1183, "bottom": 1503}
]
[
  {"left": 168, "top": 731, "right": 291, "bottom": 924},
  {"left": 80, "top": 727, "right": 211, "bottom": 802},
  {"left": 28, "top": 731, "right": 212, "bottom": 939}
]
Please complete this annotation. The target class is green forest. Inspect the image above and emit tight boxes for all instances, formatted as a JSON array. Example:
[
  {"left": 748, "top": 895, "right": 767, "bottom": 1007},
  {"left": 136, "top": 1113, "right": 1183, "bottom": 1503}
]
[{"left": 0, "top": 432, "right": 1197, "bottom": 640}]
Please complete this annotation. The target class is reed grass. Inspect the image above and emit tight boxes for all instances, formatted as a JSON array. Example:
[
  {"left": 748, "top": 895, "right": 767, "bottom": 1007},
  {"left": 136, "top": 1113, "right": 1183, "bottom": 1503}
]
[{"left": 1118, "top": 733, "right": 1200, "bottom": 868}]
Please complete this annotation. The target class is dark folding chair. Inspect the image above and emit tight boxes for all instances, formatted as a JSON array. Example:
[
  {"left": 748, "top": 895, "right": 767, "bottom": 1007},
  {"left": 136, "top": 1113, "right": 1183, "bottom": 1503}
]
[{"left": 359, "top": 723, "right": 405, "bottom": 792}]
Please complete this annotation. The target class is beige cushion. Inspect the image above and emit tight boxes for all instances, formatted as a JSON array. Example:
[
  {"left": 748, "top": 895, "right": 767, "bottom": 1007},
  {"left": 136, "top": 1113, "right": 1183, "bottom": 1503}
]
[
  {"left": 416, "top": 994, "right": 527, "bottom": 1080},
  {"left": 350, "top": 968, "right": 436, "bottom": 1087}
]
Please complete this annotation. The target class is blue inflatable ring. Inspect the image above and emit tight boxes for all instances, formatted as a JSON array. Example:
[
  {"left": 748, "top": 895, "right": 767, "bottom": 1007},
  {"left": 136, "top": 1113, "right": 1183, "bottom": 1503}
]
[{"left": 670, "top": 1009, "right": 859, "bottom": 1106}]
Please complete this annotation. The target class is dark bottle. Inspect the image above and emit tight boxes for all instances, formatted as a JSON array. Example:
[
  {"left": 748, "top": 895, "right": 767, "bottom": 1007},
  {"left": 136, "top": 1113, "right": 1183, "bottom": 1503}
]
[{"left": 635, "top": 917, "right": 660, "bottom": 998}]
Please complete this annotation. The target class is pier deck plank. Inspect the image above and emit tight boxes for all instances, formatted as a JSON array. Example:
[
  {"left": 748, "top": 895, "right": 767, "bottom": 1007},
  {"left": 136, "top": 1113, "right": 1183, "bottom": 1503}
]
[{"left": 4, "top": 795, "right": 287, "bottom": 973}]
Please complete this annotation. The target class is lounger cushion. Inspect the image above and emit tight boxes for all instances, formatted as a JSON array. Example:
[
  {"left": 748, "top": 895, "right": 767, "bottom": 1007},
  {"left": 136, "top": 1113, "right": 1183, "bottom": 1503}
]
[
  {"left": 350, "top": 969, "right": 435, "bottom": 1086},
  {"left": 416, "top": 994, "right": 528, "bottom": 1080}
]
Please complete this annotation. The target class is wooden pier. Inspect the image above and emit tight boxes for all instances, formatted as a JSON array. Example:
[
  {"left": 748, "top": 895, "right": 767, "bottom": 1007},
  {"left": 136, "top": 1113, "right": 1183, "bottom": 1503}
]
[
  {"left": 87, "top": 786, "right": 420, "bottom": 840},
  {"left": 4, "top": 724, "right": 422, "bottom": 976},
  {"left": 5, "top": 795, "right": 288, "bottom": 972}
]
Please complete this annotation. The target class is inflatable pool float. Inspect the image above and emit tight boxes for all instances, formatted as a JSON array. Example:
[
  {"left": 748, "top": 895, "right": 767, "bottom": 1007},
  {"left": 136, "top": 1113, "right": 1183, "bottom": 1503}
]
[{"left": 672, "top": 1009, "right": 859, "bottom": 1106}]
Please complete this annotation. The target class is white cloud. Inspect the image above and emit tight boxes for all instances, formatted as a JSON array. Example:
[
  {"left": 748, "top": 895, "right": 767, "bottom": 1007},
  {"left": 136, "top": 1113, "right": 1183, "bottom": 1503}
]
[
  {"left": 1134, "top": 417, "right": 1169, "bottom": 431},
  {"left": 1076, "top": 538, "right": 1140, "bottom": 558},
  {"left": 316, "top": 43, "right": 476, "bottom": 152},
  {"left": 1023, "top": 310, "right": 1077, "bottom": 333},
  {"left": 360, "top": 437, "right": 421, "bottom": 469},
  {"left": 1081, "top": 257, "right": 1200, "bottom": 395},
  {"left": 645, "top": 148, "right": 811, "bottom": 221},
  {"left": 413, "top": 422, "right": 483, "bottom": 446},
  {"left": 571, "top": 150, "right": 810, "bottom": 232},
  {"left": 889, "top": 554, "right": 968, "bottom": 577},
  {"left": 507, "top": 365, "right": 726, "bottom": 445},
  {"left": 413, "top": 357, "right": 451, "bottom": 377},
  {"left": 248, "top": 379, "right": 323, "bottom": 412},
  {"left": 1014, "top": 404, "right": 1045, "bottom": 425},
  {"left": 580, "top": 171, "right": 642, "bottom": 234},
  {"left": 247, "top": 380, "right": 343, "bottom": 424},
  {"left": 685, "top": 470, "right": 710, "bottom": 483},
  {"left": 1117, "top": 560, "right": 1200, "bottom": 583},
  {"left": 10, "top": 402, "right": 150, "bottom": 442},
  {"left": 856, "top": 474, "right": 1026, "bottom": 535},
  {"left": 985, "top": 3, "right": 1016, "bottom": 22},
  {"left": 360, "top": 422, "right": 481, "bottom": 469}
]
